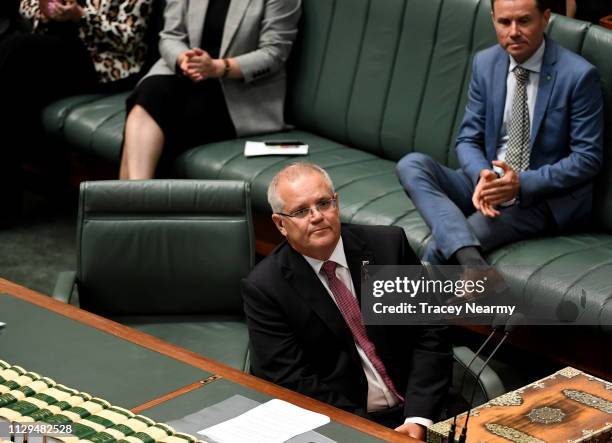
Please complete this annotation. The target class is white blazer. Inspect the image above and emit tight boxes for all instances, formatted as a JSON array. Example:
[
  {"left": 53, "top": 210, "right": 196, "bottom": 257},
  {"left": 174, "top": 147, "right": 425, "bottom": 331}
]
[{"left": 146, "top": 0, "right": 301, "bottom": 136}]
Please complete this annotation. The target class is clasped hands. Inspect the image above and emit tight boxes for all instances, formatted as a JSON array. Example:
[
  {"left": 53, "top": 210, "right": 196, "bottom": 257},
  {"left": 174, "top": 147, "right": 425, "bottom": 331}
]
[
  {"left": 39, "top": 0, "right": 83, "bottom": 23},
  {"left": 472, "top": 160, "right": 520, "bottom": 218},
  {"left": 178, "top": 48, "right": 225, "bottom": 82}
]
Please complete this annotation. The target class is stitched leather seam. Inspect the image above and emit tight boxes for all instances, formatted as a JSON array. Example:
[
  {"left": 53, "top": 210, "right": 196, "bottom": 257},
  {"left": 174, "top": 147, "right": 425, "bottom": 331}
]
[
  {"left": 311, "top": 0, "right": 337, "bottom": 120},
  {"left": 508, "top": 239, "right": 612, "bottom": 304},
  {"left": 490, "top": 235, "right": 612, "bottom": 265},
  {"left": 334, "top": 169, "right": 396, "bottom": 191},
  {"left": 378, "top": 0, "right": 408, "bottom": 156},
  {"left": 445, "top": 0, "right": 482, "bottom": 165},
  {"left": 246, "top": 146, "right": 376, "bottom": 183},
  {"left": 557, "top": 259, "right": 612, "bottom": 305},
  {"left": 389, "top": 207, "right": 422, "bottom": 226},
  {"left": 345, "top": 0, "right": 371, "bottom": 146},
  {"left": 346, "top": 189, "right": 405, "bottom": 223},
  {"left": 86, "top": 108, "right": 125, "bottom": 154},
  {"left": 410, "top": 0, "right": 443, "bottom": 153},
  {"left": 56, "top": 94, "right": 105, "bottom": 133}
]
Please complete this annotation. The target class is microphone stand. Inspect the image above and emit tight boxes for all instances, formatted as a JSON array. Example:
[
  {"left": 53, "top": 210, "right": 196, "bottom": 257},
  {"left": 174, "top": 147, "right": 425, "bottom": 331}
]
[{"left": 457, "top": 314, "right": 524, "bottom": 443}]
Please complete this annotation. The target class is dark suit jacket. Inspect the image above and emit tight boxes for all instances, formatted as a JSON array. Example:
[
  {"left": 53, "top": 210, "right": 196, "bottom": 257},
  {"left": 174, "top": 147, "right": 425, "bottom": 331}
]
[{"left": 242, "top": 224, "right": 452, "bottom": 421}]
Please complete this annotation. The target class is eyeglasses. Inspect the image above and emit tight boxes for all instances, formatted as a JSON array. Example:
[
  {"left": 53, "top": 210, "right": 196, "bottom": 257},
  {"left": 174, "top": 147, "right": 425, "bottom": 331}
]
[{"left": 277, "top": 198, "right": 337, "bottom": 219}]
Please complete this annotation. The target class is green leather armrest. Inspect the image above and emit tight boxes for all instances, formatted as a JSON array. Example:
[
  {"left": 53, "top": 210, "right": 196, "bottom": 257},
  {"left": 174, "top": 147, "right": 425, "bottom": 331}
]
[
  {"left": 53, "top": 271, "right": 77, "bottom": 304},
  {"left": 453, "top": 345, "right": 506, "bottom": 402}
]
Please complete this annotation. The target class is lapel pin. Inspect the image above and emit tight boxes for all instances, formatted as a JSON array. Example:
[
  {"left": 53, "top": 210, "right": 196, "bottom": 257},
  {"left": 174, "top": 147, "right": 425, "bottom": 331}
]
[
  {"left": 546, "top": 75, "right": 551, "bottom": 81},
  {"left": 361, "top": 261, "right": 369, "bottom": 280}
]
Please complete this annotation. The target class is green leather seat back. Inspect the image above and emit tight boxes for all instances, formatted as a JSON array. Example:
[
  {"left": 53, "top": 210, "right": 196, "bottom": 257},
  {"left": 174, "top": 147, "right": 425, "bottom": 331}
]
[
  {"left": 547, "top": 14, "right": 591, "bottom": 53},
  {"left": 545, "top": 18, "right": 612, "bottom": 230},
  {"left": 581, "top": 25, "right": 612, "bottom": 230},
  {"left": 286, "top": 0, "right": 497, "bottom": 165},
  {"left": 76, "top": 180, "right": 255, "bottom": 316}
]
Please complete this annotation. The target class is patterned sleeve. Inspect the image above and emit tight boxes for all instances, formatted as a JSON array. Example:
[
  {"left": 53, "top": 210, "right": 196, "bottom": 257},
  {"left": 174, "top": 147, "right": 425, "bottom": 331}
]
[
  {"left": 19, "top": 0, "right": 45, "bottom": 29},
  {"left": 79, "top": 0, "right": 152, "bottom": 54}
]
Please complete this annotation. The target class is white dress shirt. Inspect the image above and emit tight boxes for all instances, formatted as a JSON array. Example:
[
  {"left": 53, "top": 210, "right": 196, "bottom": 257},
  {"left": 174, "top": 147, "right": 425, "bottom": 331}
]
[
  {"left": 302, "top": 238, "right": 432, "bottom": 428},
  {"left": 494, "top": 40, "right": 546, "bottom": 175}
]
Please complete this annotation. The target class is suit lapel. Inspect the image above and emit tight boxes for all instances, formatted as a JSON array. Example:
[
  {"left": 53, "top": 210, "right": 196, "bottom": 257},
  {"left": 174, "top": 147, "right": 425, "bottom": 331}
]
[
  {"left": 342, "top": 227, "right": 375, "bottom": 305},
  {"left": 220, "top": 0, "right": 252, "bottom": 57},
  {"left": 188, "top": 0, "right": 209, "bottom": 48},
  {"left": 491, "top": 50, "right": 509, "bottom": 159},
  {"left": 281, "top": 247, "right": 356, "bottom": 352},
  {"left": 531, "top": 38, "right": 557, "bottom": 153}
]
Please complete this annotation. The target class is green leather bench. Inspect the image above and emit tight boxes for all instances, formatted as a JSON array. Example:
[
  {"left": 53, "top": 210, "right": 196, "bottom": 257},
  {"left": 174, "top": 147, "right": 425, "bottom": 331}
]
[{"left": 42, "top": 0, "right": 612, "bottom": 374}]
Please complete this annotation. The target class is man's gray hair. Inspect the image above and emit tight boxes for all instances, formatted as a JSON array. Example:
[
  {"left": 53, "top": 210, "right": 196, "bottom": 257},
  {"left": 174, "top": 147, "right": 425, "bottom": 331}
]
[{"left": 267, "top": 162, "right": 335, "bottom": 213}]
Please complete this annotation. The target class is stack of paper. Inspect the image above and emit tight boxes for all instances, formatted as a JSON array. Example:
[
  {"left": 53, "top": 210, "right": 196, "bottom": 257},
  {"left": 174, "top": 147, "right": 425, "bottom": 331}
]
[
  {"left": 244, "top": 141, "right": 309, "bottom": 157},
  {"left": 198, "top": 399, "right": 330, "bottom": 443}
]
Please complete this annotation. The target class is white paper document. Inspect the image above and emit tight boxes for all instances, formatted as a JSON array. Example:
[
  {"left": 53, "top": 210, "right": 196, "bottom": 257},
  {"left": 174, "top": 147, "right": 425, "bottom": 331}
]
[
  {"left": 197, "top": 399, "right": 330, "bottom": 443},
  {"left": 244, "top": 141, "right": 309, "bottom": 157}
]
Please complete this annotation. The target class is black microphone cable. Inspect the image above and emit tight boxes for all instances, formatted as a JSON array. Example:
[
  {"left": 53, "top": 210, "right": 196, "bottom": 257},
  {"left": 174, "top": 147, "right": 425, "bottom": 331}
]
[
  {"left": 457, "top": 313, "right": 525, "bottom": 443},
  {"left": 447, "top": 314, "right": 508, "bottom": 442}
]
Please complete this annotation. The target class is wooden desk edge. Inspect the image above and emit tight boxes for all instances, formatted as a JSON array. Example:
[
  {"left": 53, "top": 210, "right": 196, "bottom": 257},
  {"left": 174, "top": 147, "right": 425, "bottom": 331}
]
[{"left": 0, "top": 278, "right": 417, "bottom": 442}]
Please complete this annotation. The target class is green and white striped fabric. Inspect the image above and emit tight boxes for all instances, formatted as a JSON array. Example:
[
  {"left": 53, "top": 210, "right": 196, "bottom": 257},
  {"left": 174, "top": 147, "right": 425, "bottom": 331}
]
[
  {"left": 0, "top": 384, "right": 77, "bottom": 420},
  {"left": 0, "top": 376, "right": 55, "bottom": 407},
  {"left": 46, "top": 398, "right": 111, "bottom": 425},
  {"left": 26, "top": 391, "right": 93, "bottom": 422},
  {"left": 0, "top": 368, "right": 32, "bottom": 392},
  {"left": 85, "top": 414, "right": 155, "bottom": 443},
  {"left": 116, "top": 423, "right": 174, "bottom": 443},
  {"left": 0, "top": 361, "right": 206, "bottom": 443},
  {"left": 0, "top": 362, "right": 26, "bottom": 385},
  {"left": 159, "top": 433, "right": 200, "bottom": 443},
  {"left": 65, "top": 406, "right": 135, "bottom": 441}
]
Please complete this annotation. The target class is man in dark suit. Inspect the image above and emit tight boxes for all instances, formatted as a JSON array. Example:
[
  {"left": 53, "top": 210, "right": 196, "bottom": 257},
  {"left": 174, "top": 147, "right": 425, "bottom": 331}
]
[
  {"left": 396, "top": 0, "right": 603, "bottom": 266},
  {"left": 242, "top": 162, "right": 452, "bottom": 439}
]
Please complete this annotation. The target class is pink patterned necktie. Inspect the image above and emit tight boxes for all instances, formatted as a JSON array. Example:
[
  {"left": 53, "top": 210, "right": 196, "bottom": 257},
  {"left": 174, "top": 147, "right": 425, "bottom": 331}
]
[{"left": 321, "top": 260, "right": 404, "bottom": 401}]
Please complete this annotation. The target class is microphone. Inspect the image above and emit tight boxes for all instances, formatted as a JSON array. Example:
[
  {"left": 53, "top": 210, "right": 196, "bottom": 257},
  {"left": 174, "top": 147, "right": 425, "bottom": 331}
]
[
  {"left": 447, "top": 314, "right": 508, "bottom": 442},
  {"left": 458, "top": 314, "right": 525, "bottom": 443}
]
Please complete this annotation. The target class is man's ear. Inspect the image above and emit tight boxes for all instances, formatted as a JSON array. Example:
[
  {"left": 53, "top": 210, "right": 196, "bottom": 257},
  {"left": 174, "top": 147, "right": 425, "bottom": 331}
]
[
  {"left": 271, "top": 213, "right": 287, "bottom": 237},
  {"left": 543, "top": 8, "right": 551, "bottom": 25}
]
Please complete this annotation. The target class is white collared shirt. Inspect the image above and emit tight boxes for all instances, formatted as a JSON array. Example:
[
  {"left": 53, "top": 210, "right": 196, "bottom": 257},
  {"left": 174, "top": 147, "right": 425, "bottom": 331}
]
[
  {"left": 495, "top": 40, "right": 546, "bottom": 175},
  {"left": 302, "top": 238, "right": 432, "bottom": 428}
]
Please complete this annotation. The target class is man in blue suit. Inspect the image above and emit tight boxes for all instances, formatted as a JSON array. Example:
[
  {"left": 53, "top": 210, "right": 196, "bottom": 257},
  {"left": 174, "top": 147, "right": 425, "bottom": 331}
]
[{"left": 396, "top": 0, "right": 603, "bottom": 265}]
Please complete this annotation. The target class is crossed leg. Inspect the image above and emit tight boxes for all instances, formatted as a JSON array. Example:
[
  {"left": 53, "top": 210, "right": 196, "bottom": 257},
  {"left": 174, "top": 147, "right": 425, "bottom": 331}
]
[
  {"left": 119, "top": 105, "right": 165, "bottom": 180},
  {"left": 397, "top": 153, "right": 555, "bottom": 264}
]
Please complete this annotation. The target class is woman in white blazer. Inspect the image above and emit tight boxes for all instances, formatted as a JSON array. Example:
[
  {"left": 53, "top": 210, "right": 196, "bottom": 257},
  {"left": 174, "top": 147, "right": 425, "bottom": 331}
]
[{"left": 119, "top": 0, "right": 301, "bottom": 179}]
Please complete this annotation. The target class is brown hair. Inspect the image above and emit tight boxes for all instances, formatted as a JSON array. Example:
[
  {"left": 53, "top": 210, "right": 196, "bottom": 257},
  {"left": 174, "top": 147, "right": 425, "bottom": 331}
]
[{"left": 490, "top": 0, "right": 551, "bottom": 14}]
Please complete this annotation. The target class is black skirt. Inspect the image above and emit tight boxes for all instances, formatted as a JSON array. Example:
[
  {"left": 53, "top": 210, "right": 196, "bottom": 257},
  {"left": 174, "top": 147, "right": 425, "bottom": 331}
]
[{"left": 126, "top": 74, "right": 236, "bottom": 155}]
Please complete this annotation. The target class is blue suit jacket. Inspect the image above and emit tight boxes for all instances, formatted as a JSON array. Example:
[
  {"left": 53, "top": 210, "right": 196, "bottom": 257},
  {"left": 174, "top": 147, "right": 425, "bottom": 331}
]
[{"left": 456, "top": 37, "right": 604, "bottom": 229}]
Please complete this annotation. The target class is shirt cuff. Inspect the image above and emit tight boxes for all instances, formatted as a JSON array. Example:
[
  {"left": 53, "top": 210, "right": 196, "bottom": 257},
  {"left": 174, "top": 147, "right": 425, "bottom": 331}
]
[{"left": 404, "top": 416, "right": 433, "bottom": 428}]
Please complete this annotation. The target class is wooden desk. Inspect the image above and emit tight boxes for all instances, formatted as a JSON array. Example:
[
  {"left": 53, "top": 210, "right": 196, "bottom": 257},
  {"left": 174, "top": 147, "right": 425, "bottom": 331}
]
[
  {"left": 429, "top": 368, "right": 612, "bottom": 443},
  {"left": 0, "top": 278, "right": 417, "bottom": 442}
]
